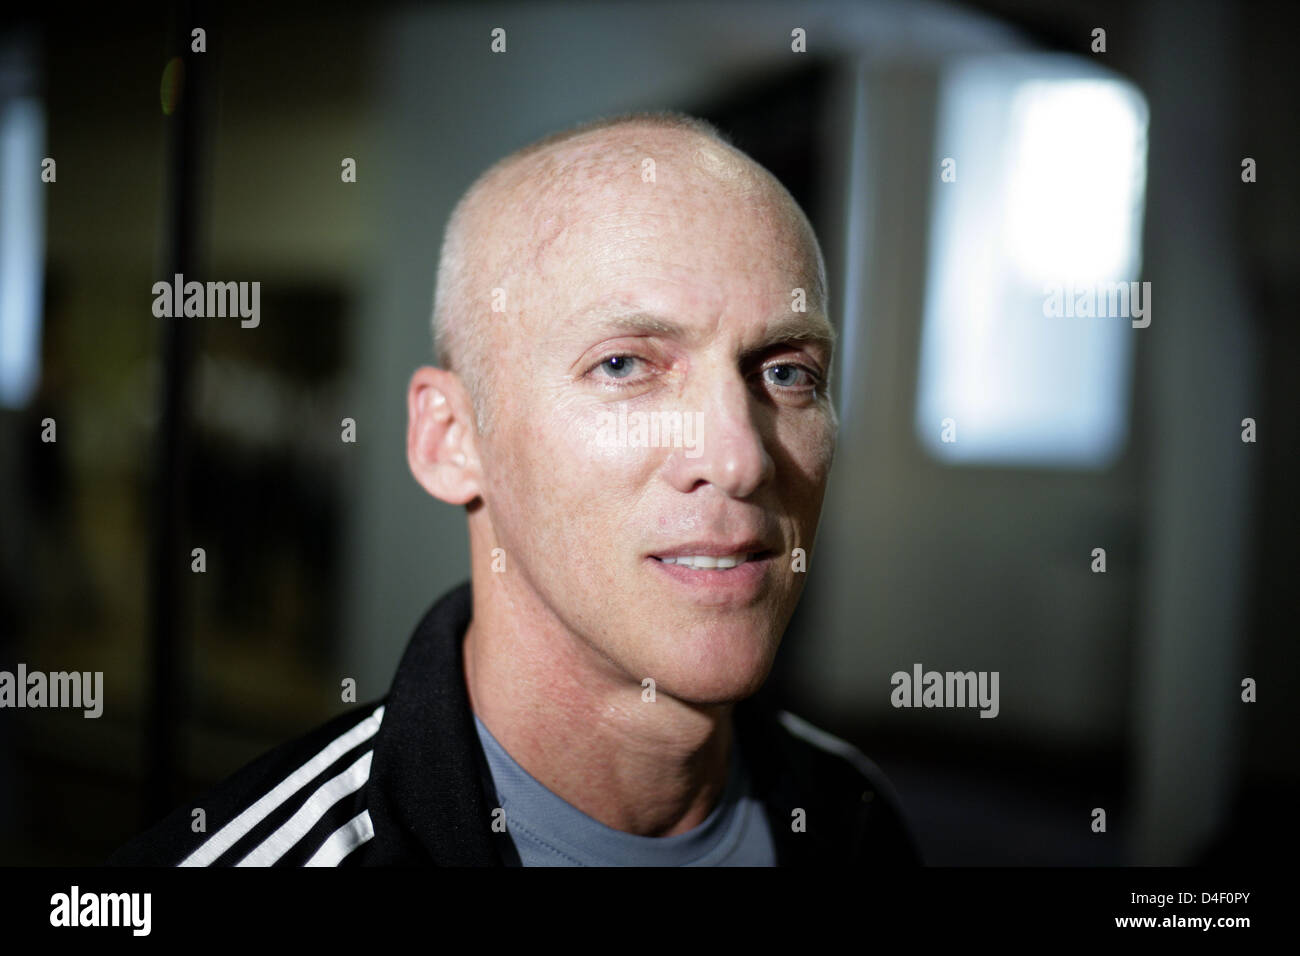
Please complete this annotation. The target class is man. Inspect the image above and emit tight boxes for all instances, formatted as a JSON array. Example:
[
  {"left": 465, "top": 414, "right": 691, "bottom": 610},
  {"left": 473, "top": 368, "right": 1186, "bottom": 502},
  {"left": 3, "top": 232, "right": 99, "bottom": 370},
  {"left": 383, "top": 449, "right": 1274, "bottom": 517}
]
[{"left": 109, "top": 112, "right": 920, "bottom": 866}]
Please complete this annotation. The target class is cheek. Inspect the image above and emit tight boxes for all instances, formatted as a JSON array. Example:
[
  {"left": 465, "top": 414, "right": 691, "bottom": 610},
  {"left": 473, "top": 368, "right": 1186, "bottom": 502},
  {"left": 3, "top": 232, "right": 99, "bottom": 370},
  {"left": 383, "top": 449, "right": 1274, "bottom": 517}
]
[
  {"left": 774, "top": 408, "right": 836, "bottom": 486},
  {"left": 812, "top": 416, "right": 837, "bottom": 486},
  {"left": 485, "top": 400, "right": 659, "bottom": 549}
]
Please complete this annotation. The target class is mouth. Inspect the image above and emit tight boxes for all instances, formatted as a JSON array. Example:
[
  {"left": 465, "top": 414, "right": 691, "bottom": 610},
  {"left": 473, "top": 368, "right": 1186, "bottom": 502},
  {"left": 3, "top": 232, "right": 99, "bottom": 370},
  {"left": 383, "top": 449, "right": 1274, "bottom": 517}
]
[
  {"left": 650, "top": 551, "right": 768, "bottom": 570},
  {"left": 646, "top": 546, "right": 774, "bottom": 604}
]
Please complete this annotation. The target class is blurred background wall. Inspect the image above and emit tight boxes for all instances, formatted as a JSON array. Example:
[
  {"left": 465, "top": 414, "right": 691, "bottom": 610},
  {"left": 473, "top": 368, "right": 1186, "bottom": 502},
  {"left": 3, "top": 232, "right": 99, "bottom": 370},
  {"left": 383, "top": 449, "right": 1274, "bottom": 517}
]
[{"left": 0, "top": 0, "right": 1294, "bottom": 865}]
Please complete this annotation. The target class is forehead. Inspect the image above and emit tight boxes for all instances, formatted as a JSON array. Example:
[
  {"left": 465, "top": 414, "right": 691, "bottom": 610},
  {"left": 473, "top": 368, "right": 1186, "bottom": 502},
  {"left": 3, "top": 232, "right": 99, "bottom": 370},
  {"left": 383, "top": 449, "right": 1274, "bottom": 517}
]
[{"left": 506, "top": 151, "right": 822, "bottom": 320}]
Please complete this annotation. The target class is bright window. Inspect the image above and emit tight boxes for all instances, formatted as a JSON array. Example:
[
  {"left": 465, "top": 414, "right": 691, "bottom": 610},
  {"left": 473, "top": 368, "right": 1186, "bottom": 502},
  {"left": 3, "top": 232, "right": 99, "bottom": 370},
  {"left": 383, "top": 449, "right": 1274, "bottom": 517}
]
[{"left": 915, "top": 58, "right": 1149, "bottom": 467}]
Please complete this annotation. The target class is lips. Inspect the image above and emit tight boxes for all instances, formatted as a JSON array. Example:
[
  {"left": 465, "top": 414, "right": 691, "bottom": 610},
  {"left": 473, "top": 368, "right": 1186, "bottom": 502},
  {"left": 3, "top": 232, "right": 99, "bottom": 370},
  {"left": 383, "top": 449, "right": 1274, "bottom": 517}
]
[
  {"left": 657, "top": 553, "right": 755, "bottom": 569},
  {"left": 650, "top": 541, "right": 773, "bottom": 570},
  {"left": 647, "top": 542, "right": 774, "bottom": 604}
]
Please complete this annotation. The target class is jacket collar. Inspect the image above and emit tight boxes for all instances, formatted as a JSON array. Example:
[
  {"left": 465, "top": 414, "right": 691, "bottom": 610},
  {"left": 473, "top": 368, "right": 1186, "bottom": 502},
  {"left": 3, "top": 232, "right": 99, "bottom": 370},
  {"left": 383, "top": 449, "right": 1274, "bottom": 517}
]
[
  {"left": 366, "top": 579, "right": 809, "bottom": 866},
  {"left": 366, "top": 581, "right": 501, "bottom": 864}
]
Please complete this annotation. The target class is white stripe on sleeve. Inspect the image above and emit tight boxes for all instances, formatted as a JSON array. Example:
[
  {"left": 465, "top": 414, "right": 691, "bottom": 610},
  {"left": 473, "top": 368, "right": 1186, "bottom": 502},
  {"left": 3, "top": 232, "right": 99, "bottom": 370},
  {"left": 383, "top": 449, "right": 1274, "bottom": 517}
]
[
  {"left": 180, "top": 705, "right": 384, "bottom": 867},
  {"left": 237, "top": 750, "right": 374, "bottom": 866},
  {"left": 303, "top": 810, "right": 376, "bottom": 867}
]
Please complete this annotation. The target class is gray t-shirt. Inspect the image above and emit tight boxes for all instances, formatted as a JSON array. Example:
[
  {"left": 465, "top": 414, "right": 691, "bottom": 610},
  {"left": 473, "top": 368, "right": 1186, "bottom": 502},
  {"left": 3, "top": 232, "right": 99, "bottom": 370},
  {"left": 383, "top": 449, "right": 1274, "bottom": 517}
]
[{"left": 473, "top": 713, "right": 776, "bottom": 866}]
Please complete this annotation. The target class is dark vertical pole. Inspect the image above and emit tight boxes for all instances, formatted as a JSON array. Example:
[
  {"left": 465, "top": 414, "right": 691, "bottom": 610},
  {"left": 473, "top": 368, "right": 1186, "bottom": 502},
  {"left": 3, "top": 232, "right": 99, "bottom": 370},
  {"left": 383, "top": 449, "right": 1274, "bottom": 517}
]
[{"left": 144, "top": 1, "right": 210, "bottom": 824}]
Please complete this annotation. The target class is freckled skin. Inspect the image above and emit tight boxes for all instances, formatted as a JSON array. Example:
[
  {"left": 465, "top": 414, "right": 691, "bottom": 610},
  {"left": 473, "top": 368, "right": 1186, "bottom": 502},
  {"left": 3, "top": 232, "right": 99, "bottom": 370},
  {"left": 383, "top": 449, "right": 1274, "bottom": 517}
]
[{"left": 411, "top": 122, "right": 837, "bottom": 837}]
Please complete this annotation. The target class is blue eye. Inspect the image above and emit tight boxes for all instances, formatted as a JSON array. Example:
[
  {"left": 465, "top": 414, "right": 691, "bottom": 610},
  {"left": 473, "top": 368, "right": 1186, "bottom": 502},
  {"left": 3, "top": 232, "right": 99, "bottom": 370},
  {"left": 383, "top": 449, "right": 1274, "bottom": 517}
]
[
  {"left": 598, "top": 355, "right": 638, "bottom": 379},
  {"left": 763, "top": 364, "right": 811, "bottom": 388}
]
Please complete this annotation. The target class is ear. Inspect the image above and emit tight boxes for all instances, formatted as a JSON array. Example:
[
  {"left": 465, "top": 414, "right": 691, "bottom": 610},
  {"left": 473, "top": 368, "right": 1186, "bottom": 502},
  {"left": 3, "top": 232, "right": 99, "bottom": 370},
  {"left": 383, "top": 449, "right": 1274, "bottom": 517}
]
[{"left": 407, "top": 366, "right": 483, "bottom": 506}]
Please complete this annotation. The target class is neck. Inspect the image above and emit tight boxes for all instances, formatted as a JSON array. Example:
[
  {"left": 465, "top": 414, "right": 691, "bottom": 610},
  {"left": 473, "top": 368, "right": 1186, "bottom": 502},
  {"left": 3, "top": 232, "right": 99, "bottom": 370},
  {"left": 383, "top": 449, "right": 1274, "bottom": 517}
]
[{"left": 462, "top": 561, "right": 734, "bottom": 837}]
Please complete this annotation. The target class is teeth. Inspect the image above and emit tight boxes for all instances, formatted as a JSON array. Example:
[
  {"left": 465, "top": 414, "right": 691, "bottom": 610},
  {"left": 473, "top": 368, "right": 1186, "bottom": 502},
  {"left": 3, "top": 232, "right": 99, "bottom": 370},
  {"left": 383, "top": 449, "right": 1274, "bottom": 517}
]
[{"left": 660, "top": 553, "right": 750, "bottom": 569}]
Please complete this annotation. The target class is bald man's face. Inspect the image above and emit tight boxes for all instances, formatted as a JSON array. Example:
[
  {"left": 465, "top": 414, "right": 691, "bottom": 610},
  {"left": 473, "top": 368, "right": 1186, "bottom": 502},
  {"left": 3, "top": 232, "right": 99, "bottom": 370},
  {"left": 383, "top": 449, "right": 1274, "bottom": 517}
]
[{"left": 472, "top": 132, "right": 836, "bottom": 704}]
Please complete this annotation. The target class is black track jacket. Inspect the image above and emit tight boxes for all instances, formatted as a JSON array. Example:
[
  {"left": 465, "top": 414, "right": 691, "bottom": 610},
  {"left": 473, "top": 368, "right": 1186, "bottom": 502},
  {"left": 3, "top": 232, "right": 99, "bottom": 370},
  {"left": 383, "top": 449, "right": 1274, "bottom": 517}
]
[{"left": 107, "top": 581, "right": 922, "bottom": 867}]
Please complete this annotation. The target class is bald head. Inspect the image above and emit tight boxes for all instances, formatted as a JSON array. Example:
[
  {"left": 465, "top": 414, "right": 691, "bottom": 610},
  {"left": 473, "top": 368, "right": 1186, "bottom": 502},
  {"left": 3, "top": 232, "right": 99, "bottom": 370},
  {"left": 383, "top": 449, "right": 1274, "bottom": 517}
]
[
  {"left": 430, "top": 112, "right": 828, "bottom": 434},
  {"left": 409, "top": 111, "right": 839, "bottom": 707}
]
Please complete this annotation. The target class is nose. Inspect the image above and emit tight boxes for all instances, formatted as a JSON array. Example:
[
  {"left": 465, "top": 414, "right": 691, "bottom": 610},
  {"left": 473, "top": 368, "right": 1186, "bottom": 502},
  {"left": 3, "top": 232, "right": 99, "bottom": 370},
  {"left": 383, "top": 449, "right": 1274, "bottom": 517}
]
[{"left": 664, "top": 372, "right": 774, "bottom": 499}]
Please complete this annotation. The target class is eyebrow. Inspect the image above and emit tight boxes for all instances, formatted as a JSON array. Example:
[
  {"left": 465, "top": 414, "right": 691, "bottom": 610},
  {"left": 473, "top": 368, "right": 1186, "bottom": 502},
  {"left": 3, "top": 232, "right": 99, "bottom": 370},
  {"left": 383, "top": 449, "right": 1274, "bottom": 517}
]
[
  {"left": 585, "top": 311, "right": 684, "bottom": 339},
  {"left": 751, "top": 313, "right": 837, "bottom": 357},
  {"left": 578, "top": 309, "right": 836, "bottom": 358}
]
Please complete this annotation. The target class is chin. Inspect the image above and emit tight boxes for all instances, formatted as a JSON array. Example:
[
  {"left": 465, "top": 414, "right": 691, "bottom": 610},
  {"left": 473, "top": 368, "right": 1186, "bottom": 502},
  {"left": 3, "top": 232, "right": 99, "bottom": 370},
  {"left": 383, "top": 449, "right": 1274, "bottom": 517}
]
[
  {"left": 638, "top": 629, "right": 778, "bottom": 706},
  {"left": 660, "top": 671, "right": 771, "bottom": 707}
]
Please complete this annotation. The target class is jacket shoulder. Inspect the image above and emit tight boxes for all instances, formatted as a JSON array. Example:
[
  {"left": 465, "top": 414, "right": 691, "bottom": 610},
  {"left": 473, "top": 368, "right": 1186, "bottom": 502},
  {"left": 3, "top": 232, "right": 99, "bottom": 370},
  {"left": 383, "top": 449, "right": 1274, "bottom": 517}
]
[
  {"left": 106, "top": 700, "right": 387, "bottom": 867},
  {"left": 768, "top": 709, "right": 924, "bottom": 865}
]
